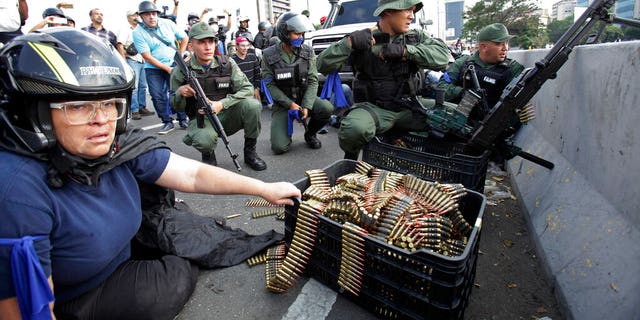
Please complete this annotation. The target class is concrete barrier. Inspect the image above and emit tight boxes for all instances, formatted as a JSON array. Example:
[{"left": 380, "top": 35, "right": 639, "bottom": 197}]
[{"left": 507, "top": 41, "right": 640, "bottom": 320}]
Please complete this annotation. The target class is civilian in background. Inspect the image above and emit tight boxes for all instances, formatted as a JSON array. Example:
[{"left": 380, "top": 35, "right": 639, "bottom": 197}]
[
  {"left": 208, "top": 10, "right": 232, "bottom": 55},
  {"left": 208, "top": 17, "right": 226, "bottom": 56},
  {"left": 81, "top": 8, "right": 118, "bottom": 48},
  {"left": 28, "top": 7, "right": 66, "bottom": 32},
  {"left": 0, "top": 0, "right": 28, "bottom": 43},
  {"left": 118, "top": 9, "right": 154, "bottom": 120},
  {"left": 65, "top": 14, "right": 75, "bottom": 27},
  {"left": 232, "top": 16, "right": 253, "bottom": 43},
  {"left": 253, "top": 21, "right": 272, "bottom": 50},
  {"left": 133, "top": 0, "right": 189, "bottom": 135},
  {"left": 231, "top": 36, "right": 262, "bottom": 101}
]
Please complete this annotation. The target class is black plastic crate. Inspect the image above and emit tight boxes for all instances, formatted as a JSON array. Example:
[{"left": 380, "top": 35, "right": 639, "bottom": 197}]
[
  {"left": 362, "top": 133, "right": 490, "bottom": 192},
  {"left": 284, "top": 160, "right": 486, "bottom": 320}
]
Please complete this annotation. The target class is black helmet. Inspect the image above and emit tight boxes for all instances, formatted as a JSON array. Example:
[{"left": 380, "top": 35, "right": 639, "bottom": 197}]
[
  {"left": 0, "top": 28, "right": 135, "bottom": 153},
  {"left": 42, "top": 7, "right": 65, "bottom": 19},
  {"left": 138, "top": 1, "right": 161, "bottom": 14},
  {"left": 258, "top": 21, "right": 271, "bottom": 31},
  {"left": 276, "top": 13, "right": 313, "bottom": 44}
]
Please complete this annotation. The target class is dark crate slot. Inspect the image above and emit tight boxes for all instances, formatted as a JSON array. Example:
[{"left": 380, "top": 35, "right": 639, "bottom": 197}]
[
  {"left": 362, "top": 133, "right": 490, "bottom": 192},
  {"left": 283, "top": 160, "right": 486, "bottom": 320}
]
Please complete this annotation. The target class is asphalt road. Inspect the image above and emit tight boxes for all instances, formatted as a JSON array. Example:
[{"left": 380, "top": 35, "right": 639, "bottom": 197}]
[{"left": 128, "top": 106, "right": 564, "bottom": 320}]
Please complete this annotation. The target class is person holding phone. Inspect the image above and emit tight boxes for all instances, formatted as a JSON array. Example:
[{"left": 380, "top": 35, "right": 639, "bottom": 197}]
[{"left": 28, "top": 7, "right": 67, "bottom": 32}]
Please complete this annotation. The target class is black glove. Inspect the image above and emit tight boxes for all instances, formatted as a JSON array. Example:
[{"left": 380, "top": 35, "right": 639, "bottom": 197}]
[
  {"left": 349, "top": 29, "right": 372, "bottom": 51},
  {"left": 380, "top": 43, "right": 404, "bottom": 61}
]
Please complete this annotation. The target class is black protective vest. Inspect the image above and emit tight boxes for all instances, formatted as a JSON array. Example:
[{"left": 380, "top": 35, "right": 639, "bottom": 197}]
[
  {"left": 185, "top": 55, "right": 232, "bottom": 118},
  {"left": 351, "top": 31, "right": 420, "bottom": 111},
  {"left": 263, "top": 44, "right": 312, "bottom": 104},
  {"left": 460, "top": 59, "right": 514, "bottom": 108}
]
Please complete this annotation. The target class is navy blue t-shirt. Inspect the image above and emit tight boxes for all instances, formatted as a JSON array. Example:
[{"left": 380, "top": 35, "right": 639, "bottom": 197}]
[{"left": 0, "top": 147, "right": 171, "bottom": 303}]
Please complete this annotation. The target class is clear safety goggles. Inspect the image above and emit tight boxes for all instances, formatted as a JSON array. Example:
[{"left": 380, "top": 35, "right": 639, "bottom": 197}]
[{"left": 50, "top": 98, "right": 127, "bottom": 125}]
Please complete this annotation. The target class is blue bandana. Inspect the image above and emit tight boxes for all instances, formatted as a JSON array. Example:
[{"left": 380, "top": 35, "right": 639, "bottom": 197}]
[{"left": 291, "top": 37, "right": 304, "bottom": 48}]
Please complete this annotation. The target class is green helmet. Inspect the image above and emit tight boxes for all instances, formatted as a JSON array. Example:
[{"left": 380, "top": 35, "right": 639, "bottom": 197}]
[{"left": 373, "top": 0, "right": 424, "bottom": 17}]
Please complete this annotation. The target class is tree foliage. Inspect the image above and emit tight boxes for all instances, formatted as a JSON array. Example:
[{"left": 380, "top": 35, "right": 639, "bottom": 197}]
[
  {"left": 548, "top": 18, "right": 624, "bottom": 44},
  {"left": 598, "top": 25, "right": 624, "bottom": 42},
  {"left": 547, "top": 15, "right": 574, "bottom": 44},
  {"left": 621, "top": 25, "right": 640, "bottom": 40},
  {"left": 462, "top": 0, "right": 545, "bottom": 48}
]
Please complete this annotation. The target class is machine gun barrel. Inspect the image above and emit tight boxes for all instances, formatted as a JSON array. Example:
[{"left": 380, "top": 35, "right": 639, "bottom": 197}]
[
  {"left": 610, "top": 15, "right": 640, "bottom": 28},
  {"left": 469, "top": 0, "right": 615, "bottom": 150},
  {"left": 174, "top": 52, "right": 242, "bottom": 171}
]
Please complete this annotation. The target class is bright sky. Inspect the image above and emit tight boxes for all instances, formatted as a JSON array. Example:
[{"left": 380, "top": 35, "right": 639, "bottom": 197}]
[{"left": 465, "top": 0, "right": 556, "bottom": 12}]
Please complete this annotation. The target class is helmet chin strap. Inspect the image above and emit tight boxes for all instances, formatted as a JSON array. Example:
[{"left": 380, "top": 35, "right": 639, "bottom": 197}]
[{"left": 47, "top": 142, "right": 116, "bottom": 188}]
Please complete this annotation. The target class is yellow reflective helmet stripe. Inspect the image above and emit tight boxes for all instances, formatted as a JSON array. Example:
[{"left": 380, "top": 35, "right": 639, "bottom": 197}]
[{"left": 28, "top": 42, "right": 79, "bottom": 86}]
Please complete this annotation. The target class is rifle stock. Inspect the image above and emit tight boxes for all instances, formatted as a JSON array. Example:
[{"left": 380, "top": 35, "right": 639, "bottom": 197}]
[{"left": 173, "top": 52, "right": 242, "bottom": 171}]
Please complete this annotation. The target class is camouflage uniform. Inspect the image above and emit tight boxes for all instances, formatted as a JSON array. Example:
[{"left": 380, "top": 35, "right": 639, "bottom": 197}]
[{"left": 317, "top": 0, "right": 464, "bottom": 158}]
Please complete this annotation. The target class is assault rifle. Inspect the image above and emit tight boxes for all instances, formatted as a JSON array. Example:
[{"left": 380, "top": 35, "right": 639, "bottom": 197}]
[
  {"left": 469, "top": 0, "right": 638, "bottom": 168},
  {"left": 466, "top": 65, "right": 490, "bottom": 115},
  {"left": 173, "top": 52, "right": 242, "bottom": 171}
]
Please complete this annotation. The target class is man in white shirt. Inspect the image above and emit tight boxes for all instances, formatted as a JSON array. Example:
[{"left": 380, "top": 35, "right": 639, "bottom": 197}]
[{"left": 0, "top": 0, "right": 27, "bottom": 43}]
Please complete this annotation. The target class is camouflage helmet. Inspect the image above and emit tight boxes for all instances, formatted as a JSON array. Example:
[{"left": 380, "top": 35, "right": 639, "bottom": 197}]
[{"left": 373, "top": 0, "right": 424, "bottom": 16}]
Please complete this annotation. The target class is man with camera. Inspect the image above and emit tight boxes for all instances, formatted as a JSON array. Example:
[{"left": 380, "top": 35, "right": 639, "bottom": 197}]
[{"left": 132, "top": 0, "right": 189, "bottom": 134}]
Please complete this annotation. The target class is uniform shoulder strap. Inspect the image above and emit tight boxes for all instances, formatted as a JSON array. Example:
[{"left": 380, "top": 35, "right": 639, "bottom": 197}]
[
  {"left": 214, "top": 55, "right": 232, "bottom": 73},
  {"left": 498, "top": 58, "right": 515, "bottom": 68},
  {"left": 404, "top": 29, "right": 421, "bottom": 45},
  {"left": 297, "top": 45, "right": 313, "bottom": 60},
  {"left": 262, "top": 46, "right": 281, "bottom": 66}
]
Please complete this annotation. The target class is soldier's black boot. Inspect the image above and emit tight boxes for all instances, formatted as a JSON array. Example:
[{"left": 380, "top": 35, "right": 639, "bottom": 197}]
[
  {"left": 244, "top": 138, "right": 267, "bottom": 171},
  {"left": 201, "top": 151, "right": 217, "bottom": 166},
  {"left": 344, "top": 151, "right": 359, "bottom": 160},
  {"left": 304, "top": 118, "right": 325, "bottom": 149}
]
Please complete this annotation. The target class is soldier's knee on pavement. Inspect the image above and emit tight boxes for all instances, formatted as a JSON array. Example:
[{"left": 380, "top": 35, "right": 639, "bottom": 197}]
[{"left": 271, "top": 143, "right": 290, "bottom": 155}]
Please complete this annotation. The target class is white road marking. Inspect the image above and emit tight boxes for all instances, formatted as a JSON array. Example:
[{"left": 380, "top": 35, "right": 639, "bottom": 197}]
[{"left": 281, "top": 279, "right": 337, "bottom": 320}]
